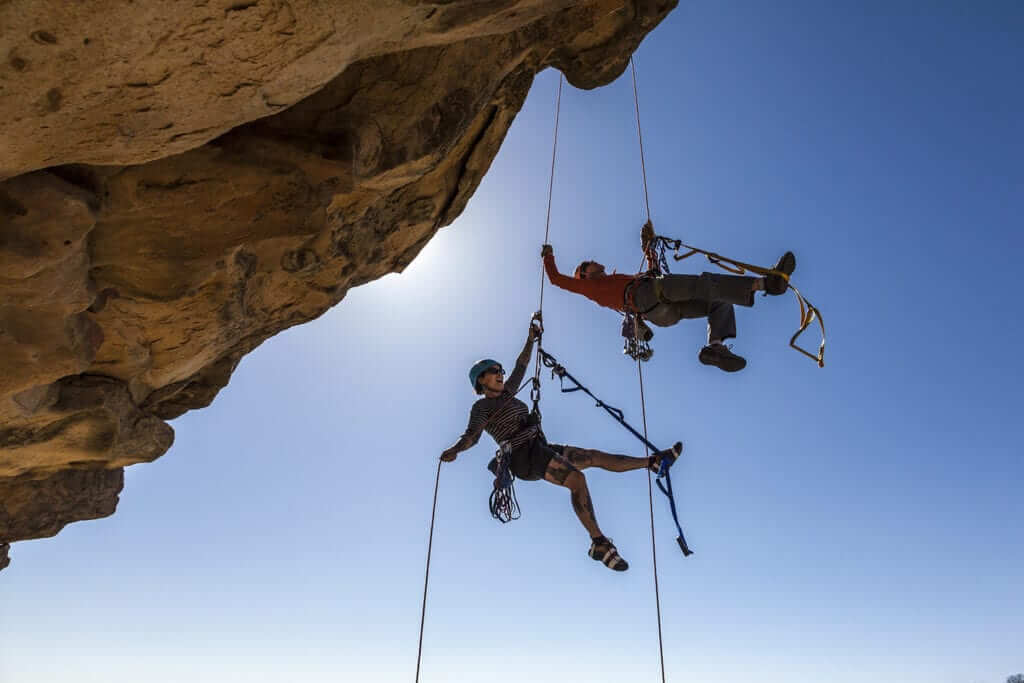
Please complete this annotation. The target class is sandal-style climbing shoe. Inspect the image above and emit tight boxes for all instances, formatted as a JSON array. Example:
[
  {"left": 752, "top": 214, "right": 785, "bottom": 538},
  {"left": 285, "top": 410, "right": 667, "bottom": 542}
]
[
  {"left": 763, "top": 251, "right": 796, "bottom": 295},
  {"left": 650, "top": 441, "right": 683, "bottom": 475},
  {"left": 699, "top": 343, "right": 747, "bottom": 372},
  {"left": 589, "top": 537, "right": 629, "bottom": 572}
]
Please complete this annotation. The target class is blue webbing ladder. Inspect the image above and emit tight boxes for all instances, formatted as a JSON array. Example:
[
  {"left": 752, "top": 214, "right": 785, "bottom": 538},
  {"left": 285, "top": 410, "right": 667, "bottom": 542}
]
[{"left": 538, "top": 348, "right": 693, "bottom": 556}]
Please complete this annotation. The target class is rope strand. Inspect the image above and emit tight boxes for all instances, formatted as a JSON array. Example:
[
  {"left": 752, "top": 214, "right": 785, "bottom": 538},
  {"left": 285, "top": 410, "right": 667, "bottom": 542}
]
[
  {"left": 632, "top": 53, "right": 666, "bottom": 683},
  {"left": 536, "top": 72, "right": 569, "bottom": 395},
  {"left": 415, "top": 460, "right": 442, "bottom": 683},
  {"left": 536, "top": 74, "right": 563, "bottom": 324},
  {"left": 630, "top": 56, "right": 652, "bottom": 224},
  {"left": 637, "top": 358, "right": 666, "bottom": 683}
]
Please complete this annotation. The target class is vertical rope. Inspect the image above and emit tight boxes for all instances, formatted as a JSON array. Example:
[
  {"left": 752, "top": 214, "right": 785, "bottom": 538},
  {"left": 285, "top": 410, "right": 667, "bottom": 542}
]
[
  {"left": 630, "top": 56, "right": 652, "bottom": 224},
  {"left": 535, "top": 73, "right": 564, "bottom": 381},
  {"left": 543, "top": 77, "right": 562, "bottom": 236},
  {"left": 637, "top": 359, "right": 667, "bottom": 683},
  {"left": 539, "top": 73, "right": 564, "bottom": 313},
  {"left": 415, "top": 459, "right": 443, "bottom": 683},
  {"left": 632, "top": 53, "right": 666, "bottom": 683}
]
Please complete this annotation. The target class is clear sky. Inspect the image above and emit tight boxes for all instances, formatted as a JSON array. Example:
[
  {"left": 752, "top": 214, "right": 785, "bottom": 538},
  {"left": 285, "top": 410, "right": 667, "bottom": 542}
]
[{"left": 2, "top": 2, "right": 1022, "bottom": 682}]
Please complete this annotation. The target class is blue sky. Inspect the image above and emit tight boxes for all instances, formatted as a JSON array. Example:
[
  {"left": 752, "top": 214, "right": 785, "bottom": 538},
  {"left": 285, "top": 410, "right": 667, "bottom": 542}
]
[{"left": 2, "top": 2, "right": 1022, "bottom": 682}]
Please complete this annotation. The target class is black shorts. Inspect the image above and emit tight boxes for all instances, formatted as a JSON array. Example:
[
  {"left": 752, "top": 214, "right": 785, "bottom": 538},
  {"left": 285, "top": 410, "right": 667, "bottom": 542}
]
[{"left": 509, "top": 438, "right": 564, "bottom": 481}]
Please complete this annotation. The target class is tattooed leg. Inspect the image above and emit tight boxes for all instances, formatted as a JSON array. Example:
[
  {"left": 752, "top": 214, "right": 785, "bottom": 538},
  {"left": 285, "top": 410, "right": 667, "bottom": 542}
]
[
  {"left": 544, "top": 456, "right": 603, "bottom": 538},
  {"left": 562, "top": 446, "right": 651, "bottom": 473},
  {"left": 544, "top": 456, "right": 576, "bottom": 485},
  {"left": 569, "top": 477, "right": 601, "bottom": 538}
]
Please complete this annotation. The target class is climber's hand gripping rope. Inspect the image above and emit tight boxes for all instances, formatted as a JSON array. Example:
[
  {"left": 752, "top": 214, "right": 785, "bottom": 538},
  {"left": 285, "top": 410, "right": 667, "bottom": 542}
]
[{"left": 529, "top": 310, "right": 544, "bottom": 340}]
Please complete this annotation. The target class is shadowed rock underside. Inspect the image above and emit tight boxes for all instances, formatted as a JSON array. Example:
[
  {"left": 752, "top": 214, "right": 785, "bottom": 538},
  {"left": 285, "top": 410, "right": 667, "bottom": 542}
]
[{"left": 0, "top": 0, "right": 677, "bottom": 569}]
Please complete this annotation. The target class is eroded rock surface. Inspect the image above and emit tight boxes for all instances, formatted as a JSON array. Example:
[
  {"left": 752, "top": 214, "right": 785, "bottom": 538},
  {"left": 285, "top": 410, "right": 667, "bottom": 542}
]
[{"left": 0, "top": 0, "right": 676, "bottom": 569}]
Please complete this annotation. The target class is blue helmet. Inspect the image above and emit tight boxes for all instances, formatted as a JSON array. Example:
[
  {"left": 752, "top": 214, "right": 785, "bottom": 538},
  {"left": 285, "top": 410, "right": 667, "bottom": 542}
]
[{"left": 469, "top": 358, "right": 501, "bottom": 394}]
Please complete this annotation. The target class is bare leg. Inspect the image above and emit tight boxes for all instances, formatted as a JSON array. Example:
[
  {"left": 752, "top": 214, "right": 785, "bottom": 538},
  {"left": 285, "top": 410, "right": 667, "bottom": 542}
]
[
  {"left": 562, "top": 446, "right": 652, "bottom": 473},
  {"left": 544, "top": 456, "right": 603, "bottom": 539}
]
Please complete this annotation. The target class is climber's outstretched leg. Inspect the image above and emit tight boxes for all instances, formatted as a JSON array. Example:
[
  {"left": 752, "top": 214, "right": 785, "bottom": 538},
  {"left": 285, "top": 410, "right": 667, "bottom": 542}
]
[
  {"left": 631, "top": 251, "right": 795, "bottom": 373},
  {"left": 561, "top": 444, "right": 681, "bottom": 474},
  {"left": 561, "top": 446, "right": 649, "bottom": 472},
  {"left": 658, "top": 272, "right": 759, "bottom": 308},
  {"left": 544, "top": 456, "right": 628, "bottom": 571}
]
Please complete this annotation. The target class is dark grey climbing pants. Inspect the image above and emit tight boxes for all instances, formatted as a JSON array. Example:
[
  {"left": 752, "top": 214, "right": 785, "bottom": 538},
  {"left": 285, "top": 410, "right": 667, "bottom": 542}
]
[{"left": 631, "top": 272, "right": 757, "bottom": 342}]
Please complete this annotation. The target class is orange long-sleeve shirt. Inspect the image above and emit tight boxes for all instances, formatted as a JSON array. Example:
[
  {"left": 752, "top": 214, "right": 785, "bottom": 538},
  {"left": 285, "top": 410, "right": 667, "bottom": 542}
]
[{"left": 543, "top": 254, "right": 637, "bottom": 312}]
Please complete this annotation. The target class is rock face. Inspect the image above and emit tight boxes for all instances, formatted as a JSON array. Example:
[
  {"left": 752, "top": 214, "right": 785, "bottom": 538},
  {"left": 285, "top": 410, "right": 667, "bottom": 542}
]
[{"left": 0, "top": 0, "right": 676, "bottom": 568}]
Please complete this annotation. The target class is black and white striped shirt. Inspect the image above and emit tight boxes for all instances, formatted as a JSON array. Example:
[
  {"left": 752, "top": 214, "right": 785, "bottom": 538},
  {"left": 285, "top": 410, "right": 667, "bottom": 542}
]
[{"left": 460, "top": 361, "right": 540, "bottom": 451}]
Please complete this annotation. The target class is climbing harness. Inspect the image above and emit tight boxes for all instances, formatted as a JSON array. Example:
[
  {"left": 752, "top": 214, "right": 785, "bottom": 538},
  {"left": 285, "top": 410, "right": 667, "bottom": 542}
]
[
  {"left": 645, "top": 231, "right": 827, "bottom": 367},
  {"left": 538, "top": 347, "right": 693, "bottom": 557}
]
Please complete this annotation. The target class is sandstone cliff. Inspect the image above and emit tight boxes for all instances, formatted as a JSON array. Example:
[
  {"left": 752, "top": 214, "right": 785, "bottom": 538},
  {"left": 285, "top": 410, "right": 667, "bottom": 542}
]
[{"left": 0, "top": 0, "right": 676, "bottom": 569}]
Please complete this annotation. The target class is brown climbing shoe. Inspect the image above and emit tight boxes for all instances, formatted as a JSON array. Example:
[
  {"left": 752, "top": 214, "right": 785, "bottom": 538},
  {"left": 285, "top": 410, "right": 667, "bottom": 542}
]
[
  {"left": 699, "top": 343, "right": 747, "bottom": 372},
  {"left": 589, "top": 537, "right": 629, "bottom": 571},
  {"left": 763, "top": 251, "right": 796, "bottom": 295}
]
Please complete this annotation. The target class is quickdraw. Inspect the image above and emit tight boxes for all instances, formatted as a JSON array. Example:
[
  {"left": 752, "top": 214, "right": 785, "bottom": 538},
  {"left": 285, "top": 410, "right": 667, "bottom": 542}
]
[
  {"left": 622, "top": 313, "right": 654, "bottom": 362},
  {"left": 645, "top": 230, "right": 826, "bottom": 368},
  {"left": 538, "top": 347, "right": 693, "bottom": 556}
]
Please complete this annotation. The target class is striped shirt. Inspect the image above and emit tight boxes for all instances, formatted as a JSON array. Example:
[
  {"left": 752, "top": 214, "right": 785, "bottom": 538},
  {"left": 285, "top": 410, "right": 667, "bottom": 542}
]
[{"left": 460, "top": 361, "right": 541, "bottom": 451}]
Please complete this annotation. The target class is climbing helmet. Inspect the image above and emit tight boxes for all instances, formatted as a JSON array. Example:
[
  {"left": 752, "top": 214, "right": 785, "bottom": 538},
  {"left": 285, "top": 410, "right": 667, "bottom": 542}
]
[{"left": 469, "top": 359, "right": 502, "bottom": 394}]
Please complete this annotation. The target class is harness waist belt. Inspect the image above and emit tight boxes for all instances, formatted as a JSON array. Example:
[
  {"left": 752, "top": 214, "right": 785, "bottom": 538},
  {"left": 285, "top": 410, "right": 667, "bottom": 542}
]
[{"left": 624, "top": 275, "right": 661, "bottom": 315}]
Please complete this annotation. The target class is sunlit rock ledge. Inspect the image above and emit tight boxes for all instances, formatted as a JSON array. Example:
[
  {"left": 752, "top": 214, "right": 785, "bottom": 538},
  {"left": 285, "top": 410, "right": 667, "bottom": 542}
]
[{"left": 0, "top": 0, "right": 676, "bottom": 569}]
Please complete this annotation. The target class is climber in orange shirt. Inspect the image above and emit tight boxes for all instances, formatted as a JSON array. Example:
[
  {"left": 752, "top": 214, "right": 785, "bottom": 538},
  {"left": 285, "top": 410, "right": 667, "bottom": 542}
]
[{"left": 541, "top": 241, "right": 795, "bottom": 372}]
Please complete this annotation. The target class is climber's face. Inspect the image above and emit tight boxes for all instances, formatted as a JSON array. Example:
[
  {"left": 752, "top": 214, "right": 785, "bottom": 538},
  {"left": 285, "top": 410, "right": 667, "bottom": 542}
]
[
  {"left": 478, "top": 365, "right": 505, "bottom": 395},
  {"left": 582, "top": 262, "right": 606, "bottom": 279}
]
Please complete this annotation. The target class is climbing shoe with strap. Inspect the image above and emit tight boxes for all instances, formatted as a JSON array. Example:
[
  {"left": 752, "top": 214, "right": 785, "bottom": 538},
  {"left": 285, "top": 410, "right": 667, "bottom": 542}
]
[
  {"left": 763, "top": 251, "right": 796, "bottom": 295},
  {"left": 589, "top": 537, "right": 628, "bottom": 572},
  {"left": 699, "top": 343, "right": 747, "bottom": 372},
  {"left": 650, "top": 441, "right": 683, "bottom": 475}
]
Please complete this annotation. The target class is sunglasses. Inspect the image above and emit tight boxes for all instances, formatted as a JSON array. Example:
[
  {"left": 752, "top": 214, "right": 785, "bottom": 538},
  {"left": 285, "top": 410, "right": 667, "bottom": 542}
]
[{"left": 484, "top": 366, "right": 505, "bottom": 376}]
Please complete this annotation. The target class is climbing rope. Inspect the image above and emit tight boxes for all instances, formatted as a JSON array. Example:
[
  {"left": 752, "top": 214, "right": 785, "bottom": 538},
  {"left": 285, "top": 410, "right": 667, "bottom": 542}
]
[
  {"left": 415, "top": 459, "right": 442, "bottom": 683},
  {"left": 534, "top": 73, "right": 563, "bottom": 387},
  {"left": 622, "top": 57, "right": 656, "bottom": 364},
  {"left": 631, "top": 56, "right": 652, "bottom": 224},
  {"left": 636, "top": 357, "right": 667, "bottom": 683},
  {"left": 488, "top": 442, "right": 521, "bottom": 523},
  {"left": 629, "top": 54, "right": 667, "bottom": 683}
]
